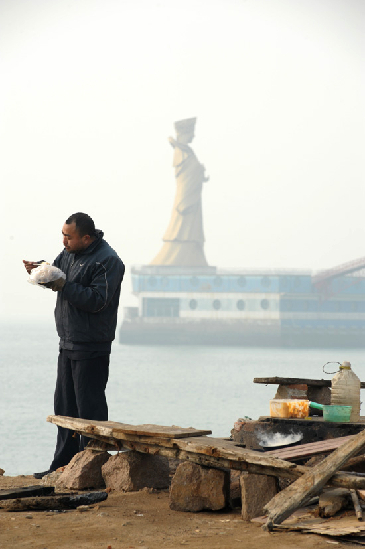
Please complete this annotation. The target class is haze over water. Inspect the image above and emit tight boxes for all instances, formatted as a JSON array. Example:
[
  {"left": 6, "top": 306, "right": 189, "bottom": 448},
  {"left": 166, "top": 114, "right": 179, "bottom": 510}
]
[{"left": 1, "top": 319, "right": 364, "bottom": 476}]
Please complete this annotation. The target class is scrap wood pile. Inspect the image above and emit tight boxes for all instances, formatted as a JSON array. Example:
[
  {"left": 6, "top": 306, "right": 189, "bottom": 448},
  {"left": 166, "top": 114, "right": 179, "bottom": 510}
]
[
  {"left": 45, "top": 415, "right": 365, "bottom": 542},
  {"left": 261, "top": 426, "right": 365, "bottom": 544},
  {"left": 5, "top": 414, "right": 365, "bottom": 544}
]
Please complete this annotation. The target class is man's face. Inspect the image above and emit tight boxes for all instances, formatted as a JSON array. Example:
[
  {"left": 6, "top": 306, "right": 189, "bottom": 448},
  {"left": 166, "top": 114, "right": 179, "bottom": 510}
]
[{"left": 62, "top": 222, "right": 89, "bottom": 253}]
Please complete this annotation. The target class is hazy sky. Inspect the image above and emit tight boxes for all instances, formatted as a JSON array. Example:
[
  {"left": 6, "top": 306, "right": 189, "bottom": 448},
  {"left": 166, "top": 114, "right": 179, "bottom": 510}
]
[{"left": 1, "top": 0, "right": 364, "bottom": 320}]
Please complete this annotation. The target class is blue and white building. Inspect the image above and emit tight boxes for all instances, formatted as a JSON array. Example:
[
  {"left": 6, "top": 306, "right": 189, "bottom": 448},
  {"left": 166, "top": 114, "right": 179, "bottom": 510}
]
[{"left": 119, "top": 264, "right": 365, "bottom": 346}]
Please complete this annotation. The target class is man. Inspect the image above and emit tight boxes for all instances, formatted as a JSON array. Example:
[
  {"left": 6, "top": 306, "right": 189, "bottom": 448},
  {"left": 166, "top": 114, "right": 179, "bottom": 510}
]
[{"left": 23, "top": 212, "right": 125, "bottom": 478}]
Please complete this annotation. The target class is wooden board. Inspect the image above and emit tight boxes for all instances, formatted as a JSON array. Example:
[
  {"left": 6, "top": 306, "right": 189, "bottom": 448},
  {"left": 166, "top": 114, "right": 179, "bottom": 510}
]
[
  {"left": 275, "top": 508, "right": 365, "bottom": 537},
  {"left": 254, "top": 376, "right": 365, "bottom": 388},
  {"left": 265, "top": 435, "right": 355, "bottom": 460},
  {"left": 47, "top": 415, "right": 211, "bottom": 439},
  {"left": 174, "top": 436, "right": 297, "bottom": 470},
  {"left": 0, "top": 491, "right": 108, "bottom": 511},
  {"left": 0, "top": 486, "right": 54, "bottom": 500},
  {"left": 259, "top": 415, "right": 365, "bottom": 424},
  {"left": 264, "top": 427, "right": 365, "bottom": 529}
]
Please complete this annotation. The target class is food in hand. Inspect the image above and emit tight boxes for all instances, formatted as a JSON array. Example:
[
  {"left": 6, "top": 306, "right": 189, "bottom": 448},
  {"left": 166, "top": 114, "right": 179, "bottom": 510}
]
[{"left": 28, "top": 263, "right": 66, "bottom": 287}]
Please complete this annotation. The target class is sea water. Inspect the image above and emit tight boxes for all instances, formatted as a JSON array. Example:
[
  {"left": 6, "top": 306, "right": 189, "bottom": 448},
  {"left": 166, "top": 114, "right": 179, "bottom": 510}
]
[{"left": 1, "top": 319, "right": 364, "bottom": 476}]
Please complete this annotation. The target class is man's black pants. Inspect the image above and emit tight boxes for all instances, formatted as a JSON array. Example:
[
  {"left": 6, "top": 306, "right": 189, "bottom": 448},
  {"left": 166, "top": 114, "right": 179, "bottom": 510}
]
[{"left": 50, "top": 349, "right": 109, "bottom": 471}]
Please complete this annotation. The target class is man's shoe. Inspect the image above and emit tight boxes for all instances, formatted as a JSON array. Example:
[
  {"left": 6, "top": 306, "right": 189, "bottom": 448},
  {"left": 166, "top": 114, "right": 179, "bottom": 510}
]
[{"left": 33, "top": 469, "right": 53, "bottom": 479}]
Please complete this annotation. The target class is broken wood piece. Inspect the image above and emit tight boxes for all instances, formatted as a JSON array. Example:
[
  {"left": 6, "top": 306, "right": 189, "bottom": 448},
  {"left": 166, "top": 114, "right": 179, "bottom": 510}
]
[
  {"left": 86, "top": 439, "right": 121, "bottom": 452},
  {"left": 253, "top": 376, "right": 365, "bottom": 388},
  {"left": 263, "top": 427, "right": 365, "bottom": 530},
  {"left": 318, "top": 488, "right": 350, "bottom": 517},
  {"left": 0, "top": 491, "right": 108, "bottom": 511},
  {"left": 351, "top": 489, "right": 363, "bottom": 520},
  {"left": 264, "top": 435, "right": 354, "bottom": 461},
  {"left": 0, "top": 486, "right": 54, "bottom": 500},
  {"left": 274, "top": 509, "right": 365, "bottom": 537},
  {"left": 341, "top": 454, "right": 365, "bottom": 471},
  {"left": 47, "top": 415, "right": 211, "bottom": 440}
]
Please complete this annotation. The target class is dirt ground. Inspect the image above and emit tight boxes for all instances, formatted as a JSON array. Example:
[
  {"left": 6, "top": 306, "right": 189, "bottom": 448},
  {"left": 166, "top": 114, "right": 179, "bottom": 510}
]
[{"left": 0, "top": 474, "right": 357, "bottom": 549}]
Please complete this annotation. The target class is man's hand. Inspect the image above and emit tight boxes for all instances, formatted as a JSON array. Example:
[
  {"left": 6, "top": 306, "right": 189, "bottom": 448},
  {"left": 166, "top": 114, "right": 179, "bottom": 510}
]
[
  {"left": 40, "top": 278, "right": 66, "bottom": 292},
  {"left": 23, "top": 260, "right": 41, "bottom": 274}
]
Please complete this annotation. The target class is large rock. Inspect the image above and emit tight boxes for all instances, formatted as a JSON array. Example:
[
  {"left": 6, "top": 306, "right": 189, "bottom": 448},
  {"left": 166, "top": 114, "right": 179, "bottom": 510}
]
[
  {"left": 240, "top": 472, "right": 277, "bottom": 521},
  {"left": 56, "top": 450, "right": 110, "bottom": 490},
  {"left": 230, "top": 470, "right": 242, "bottom": 506},
  {"left": 102, "top": 450, "right": 170, "bottom": 491},
  {"left": 169, "top": 462, "right": 229, "bottom": 512},
  {"left": 41, "top": 471, "right": 63, "bottom": 486}
]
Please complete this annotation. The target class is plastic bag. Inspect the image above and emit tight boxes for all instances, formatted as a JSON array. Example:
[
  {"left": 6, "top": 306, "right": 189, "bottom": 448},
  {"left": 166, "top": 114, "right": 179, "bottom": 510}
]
[{"left": 28, "top": 262, "right": 66, "bottom": 288}]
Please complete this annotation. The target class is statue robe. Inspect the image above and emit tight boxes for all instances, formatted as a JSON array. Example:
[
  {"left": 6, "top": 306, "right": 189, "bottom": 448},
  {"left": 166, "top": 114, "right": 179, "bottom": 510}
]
[{"left": 151, "top": 140, "right": 208, "bottom": 267}]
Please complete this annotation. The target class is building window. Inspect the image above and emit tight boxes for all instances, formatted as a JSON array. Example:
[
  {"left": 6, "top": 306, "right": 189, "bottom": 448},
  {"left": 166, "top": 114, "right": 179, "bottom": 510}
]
[
  {"left": 352, "top": 302, "right": 358, "bottom": 312},
  {"left": 261, "top": 277, "right": 271, "bottom": 288},
  {"left": 213, "top": 299, "right": 221, "bottom": 310},
  {"left": 237, "top": 299, "right": 245, "bottom": 311},
  {"left": 148, "top": 276, "right": 157, "bottom": 287},
  {"left": 261, "top": 299, "right": 269, "bottom": 310},
  {"left": 161, "top": 276, "right": 169, "bottom": 288},
  {"left": 143, "top": 298, "right": 179, "bottom": 317},
  {"left": 190, "top": 276, "right": 199, "bottom": 287},
  {"left": 294, "top": 277, "right": 301, "bottom": 288},
  {"left": 189, "top": 299, "right": 198, "bottom": 310},
  {"left": 238, "top": 276, "right": 246, "bottom": 287}
]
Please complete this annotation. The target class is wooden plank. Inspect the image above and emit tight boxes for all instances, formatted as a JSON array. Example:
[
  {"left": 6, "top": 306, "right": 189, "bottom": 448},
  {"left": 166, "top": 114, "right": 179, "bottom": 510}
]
[
  {"left": 350, "top": 489, "right": 363, "bottom": 521},
  {"left": 263, "top": 428, "right": 365, "bottom": 530},
  {"left": 82, "top": 430, "right": 176, "bottom": 448},
  {"left": 265, "top": 435, "right": 354, "bottom": 460},
  {"left": 254, "top": 377, "right": 332, "bottom": 387},
  {"left": 0, "top": 491, "right": 108, "bottom": 512},
  {"left": 174, "top": 436, "right": 297, "bottom": 470},
  {"left": 258, "top": 415, "right": 365, "bottom": 424},
  {"left": 0, "top": 486, "right": 54, "bottom": 500},
  {"left": 254, "top": 377, "right": 365, "bottom": 388},
  {"left": 275, "top": 509, "right": 365, "bottom": 536},
  {"left": 47, "top": 415, "right": 211, "bottom": 439}
]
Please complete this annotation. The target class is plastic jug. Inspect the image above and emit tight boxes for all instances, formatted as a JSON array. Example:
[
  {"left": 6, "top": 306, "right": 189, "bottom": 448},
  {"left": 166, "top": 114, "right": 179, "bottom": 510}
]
[{"left": 330, "top": 361, "right": 360, "bottom": 422}]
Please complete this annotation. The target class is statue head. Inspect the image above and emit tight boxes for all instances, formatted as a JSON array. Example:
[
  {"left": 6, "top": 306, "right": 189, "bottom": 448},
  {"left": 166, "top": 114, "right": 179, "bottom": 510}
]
[{"left": 174, "top": 117, "right": 196, "bottom": 143}]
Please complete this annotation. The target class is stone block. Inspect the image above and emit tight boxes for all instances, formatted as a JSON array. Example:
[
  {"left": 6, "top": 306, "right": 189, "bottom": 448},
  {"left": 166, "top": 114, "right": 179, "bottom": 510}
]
[
  {"left": 56, "top": 450, "right": 110, "bottom": 490},
  {"left": 240, "top": 472, "right": 277, "bottom": 521},
  {"left": 102, "top": 450, "right": 169, "bottom": 491},
  {"left": 274, "top": 384, "right": 307, "bottom": 399},
  {"left": 41, "top": 471, "right": 62, "bottom": 486},
  {"left": 230, "top": 470, "right": 241, "bottom": 505},
  {"left": 169, "top": 462, "right": 229, "bottom": 512}
]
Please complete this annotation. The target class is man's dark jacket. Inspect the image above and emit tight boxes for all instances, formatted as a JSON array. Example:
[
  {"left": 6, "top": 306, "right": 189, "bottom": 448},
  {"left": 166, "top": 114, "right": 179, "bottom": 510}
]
[{"left": 53, "top": 230, "right": 125, "bottom": 349}]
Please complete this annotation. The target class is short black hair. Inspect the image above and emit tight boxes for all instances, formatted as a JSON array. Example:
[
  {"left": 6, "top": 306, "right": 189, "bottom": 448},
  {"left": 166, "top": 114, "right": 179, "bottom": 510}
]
[{"left": 65, "top": 212, "right": 96, "bottom": 237}]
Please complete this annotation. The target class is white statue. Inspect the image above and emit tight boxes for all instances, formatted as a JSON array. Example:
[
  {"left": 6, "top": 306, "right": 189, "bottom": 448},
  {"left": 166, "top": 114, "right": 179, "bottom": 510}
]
[{"left": 151, "top": 118, "right": 209, "bottom": 267}]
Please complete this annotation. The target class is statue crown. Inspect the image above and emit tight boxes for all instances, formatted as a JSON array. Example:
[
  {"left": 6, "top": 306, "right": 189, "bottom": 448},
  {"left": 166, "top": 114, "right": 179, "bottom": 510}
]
[{"left": 174, "top": 117, "right": 196, "bottom": 134}]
